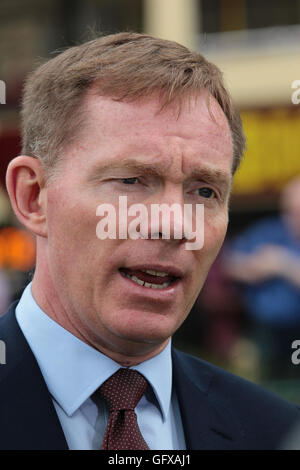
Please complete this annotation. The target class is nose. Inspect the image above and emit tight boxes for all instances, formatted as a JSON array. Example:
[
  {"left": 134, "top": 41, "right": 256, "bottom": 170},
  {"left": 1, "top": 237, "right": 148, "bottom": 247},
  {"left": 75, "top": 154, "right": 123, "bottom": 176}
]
[{"left": 138, "top": 184, "right": 187, "bottom": 243}]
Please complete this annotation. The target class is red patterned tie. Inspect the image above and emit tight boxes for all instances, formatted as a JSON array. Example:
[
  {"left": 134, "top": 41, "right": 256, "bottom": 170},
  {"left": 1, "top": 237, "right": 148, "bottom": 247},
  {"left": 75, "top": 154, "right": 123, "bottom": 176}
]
[{"left": 99, "top": 368, "right": 150, "bottom": 450}]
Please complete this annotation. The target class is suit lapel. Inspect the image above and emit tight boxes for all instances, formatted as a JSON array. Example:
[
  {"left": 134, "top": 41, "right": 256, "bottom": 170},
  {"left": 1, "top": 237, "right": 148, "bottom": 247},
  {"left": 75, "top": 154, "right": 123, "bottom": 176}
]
[
  {"left": 0, "top": 304, "right": 68, "bottom": 450},
  {"left": 0, "top": 303, "right": 245, "bottom": 450},
  {"left": 172, "top": 348, "right": 244, "bottom": 450}
]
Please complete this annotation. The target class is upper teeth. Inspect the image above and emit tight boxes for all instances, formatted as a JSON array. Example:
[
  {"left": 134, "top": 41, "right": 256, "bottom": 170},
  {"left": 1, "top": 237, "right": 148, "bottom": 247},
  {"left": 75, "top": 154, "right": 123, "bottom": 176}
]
[{"left": 141, "top": 269, "right": 169, "bottom": 277}]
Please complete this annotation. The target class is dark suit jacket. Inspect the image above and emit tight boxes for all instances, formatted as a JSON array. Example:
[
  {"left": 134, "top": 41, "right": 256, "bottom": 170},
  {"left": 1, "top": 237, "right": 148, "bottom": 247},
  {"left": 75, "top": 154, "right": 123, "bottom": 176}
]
[{"left": 0, "top": 302, "right": 300, "bottom": 450}]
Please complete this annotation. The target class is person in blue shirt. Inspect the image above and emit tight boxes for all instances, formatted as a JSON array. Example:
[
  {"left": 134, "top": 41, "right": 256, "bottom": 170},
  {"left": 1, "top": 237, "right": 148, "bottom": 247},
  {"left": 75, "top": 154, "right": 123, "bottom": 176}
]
[{"left": 225, "top": 178, "right": 300, "bottom": 380}]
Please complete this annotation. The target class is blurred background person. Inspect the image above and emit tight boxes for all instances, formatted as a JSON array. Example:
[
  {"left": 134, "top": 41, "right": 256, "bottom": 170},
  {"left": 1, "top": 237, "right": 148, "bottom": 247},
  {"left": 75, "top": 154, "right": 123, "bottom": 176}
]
[{"left": 224, "top": 178, "right": 300, "bottom": 381}]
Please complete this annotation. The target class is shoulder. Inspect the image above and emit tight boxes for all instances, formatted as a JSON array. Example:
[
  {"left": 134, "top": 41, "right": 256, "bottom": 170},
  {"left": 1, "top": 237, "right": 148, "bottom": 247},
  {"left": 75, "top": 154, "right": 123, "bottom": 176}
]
[
  {"left": 172, "top": 348, "right": 300, "bottom": 439},
  {"left": 0, "top": 303, "right": 68, "bottom": 449},
  {"left": 173, "top": 347, "right": 299, "bottom": 409},
  {"left": 0, "top": 301, "right": 39, "bottom": 383}
]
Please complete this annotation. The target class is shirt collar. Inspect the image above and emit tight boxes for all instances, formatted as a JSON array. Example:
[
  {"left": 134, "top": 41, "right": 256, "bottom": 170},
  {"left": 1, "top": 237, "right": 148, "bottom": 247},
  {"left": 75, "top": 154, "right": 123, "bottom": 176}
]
[
  {"left": 132, "top": 342, "right": 172, "bottom": 422},
  {"left": 15, "top": 283, "right": 172, "bottom": 421}
]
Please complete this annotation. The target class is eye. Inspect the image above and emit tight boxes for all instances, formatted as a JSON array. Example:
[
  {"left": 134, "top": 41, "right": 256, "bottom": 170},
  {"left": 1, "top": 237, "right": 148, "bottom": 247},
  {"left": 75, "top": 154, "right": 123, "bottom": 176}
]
[
  {"left": 120, "top": 177, "right": 139, "bottom": 185},
  {"left": 197, "top": 187, "right": 215, "bottom": 198}
]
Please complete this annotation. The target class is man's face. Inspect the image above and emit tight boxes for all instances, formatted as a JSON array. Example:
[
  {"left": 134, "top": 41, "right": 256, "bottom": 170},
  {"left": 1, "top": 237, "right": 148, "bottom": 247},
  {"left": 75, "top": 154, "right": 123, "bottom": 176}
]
[{"left": 41, "top": 90, "right": 233, "bottom": 361}]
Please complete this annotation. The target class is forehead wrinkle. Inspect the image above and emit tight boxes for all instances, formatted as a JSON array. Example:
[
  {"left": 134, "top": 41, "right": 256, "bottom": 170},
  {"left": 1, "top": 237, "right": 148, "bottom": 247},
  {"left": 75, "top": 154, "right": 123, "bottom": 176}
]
[
  {"left": 161, "top": 135, "right": 232, "bottom": 186},
  {"left": 89, "top": 155, "right": 231, "bottom": 191}
]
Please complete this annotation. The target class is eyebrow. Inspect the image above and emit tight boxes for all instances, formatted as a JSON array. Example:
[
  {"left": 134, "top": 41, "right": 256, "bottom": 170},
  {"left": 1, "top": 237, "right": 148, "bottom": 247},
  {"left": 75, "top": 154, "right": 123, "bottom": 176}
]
[
  {"left": 89, "top": 158, "right": 231, "bottom": 191},
  {"left": 89, "top": 159, "right": 162, "bottom": 181},
  {"left": 187, "top": 167, "right": 231, "bottom": 190}
]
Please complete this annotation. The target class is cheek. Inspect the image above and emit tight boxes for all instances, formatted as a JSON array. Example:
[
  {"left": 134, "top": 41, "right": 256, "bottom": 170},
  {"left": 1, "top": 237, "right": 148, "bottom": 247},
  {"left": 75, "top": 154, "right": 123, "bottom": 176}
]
[
  {"left": 46, "top": 195, "right": 98, "bottom": 274},
  {"left": 189, "top": 213, "right": 228, "bottom": 293},
  {"left": 190, "top": 211, "right": 228, "bottom": 282},
  {"left": 204, "top": 210, "right": 228, "bottom": 252},
  {"left": 48, "top": 184, "right": 97, "bottom": 238}
]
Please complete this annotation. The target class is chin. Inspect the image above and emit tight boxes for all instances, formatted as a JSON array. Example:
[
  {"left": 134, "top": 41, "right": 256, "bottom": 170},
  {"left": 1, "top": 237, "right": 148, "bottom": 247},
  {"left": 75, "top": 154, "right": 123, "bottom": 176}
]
[
  {"left": 108, "top": 314, "right": 175, "bottom": 343},
  {"left": 118, "top": 325, "right": 173, "bottom": 344}
]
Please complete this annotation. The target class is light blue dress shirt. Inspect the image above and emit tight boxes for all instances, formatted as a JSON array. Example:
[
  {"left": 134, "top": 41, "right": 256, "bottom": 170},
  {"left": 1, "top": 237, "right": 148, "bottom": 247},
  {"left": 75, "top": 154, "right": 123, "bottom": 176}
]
[{"left": 15, "top": 283, "right": 186, "bottom": 450}]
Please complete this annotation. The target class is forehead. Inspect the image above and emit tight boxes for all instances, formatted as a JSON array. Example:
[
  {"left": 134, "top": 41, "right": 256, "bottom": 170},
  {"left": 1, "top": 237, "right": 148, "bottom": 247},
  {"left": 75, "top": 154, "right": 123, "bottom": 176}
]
[
  {"left": 64, "top": 89, "right": 233, "bottom": 178},
  {"left": 84, "top": 88, "right": 231, "bottom": 138}
]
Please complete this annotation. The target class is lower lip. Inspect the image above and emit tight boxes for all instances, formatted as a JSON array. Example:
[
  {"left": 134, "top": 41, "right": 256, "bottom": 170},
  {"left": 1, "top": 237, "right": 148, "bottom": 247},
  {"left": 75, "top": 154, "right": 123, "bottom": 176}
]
[{"left": 118, "top": 270, "right": 181, "bottom": 299}]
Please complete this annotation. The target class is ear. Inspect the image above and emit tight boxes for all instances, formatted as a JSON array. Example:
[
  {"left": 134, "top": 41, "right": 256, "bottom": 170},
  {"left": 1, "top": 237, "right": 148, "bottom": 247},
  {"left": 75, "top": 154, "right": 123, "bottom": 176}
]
[{"left": 6, "top": 156, "right": 48, "bottom": 237}]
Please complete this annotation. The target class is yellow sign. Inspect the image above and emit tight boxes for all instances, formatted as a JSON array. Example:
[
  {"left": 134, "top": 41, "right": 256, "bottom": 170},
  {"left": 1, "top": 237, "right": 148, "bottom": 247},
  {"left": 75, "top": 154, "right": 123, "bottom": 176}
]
[{"left": 232, "top": 108, "right": 300, "bottom": 195}]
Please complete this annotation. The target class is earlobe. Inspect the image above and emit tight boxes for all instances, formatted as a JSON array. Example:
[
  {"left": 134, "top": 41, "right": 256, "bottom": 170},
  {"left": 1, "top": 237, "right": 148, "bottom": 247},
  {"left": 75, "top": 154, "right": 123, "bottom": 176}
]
[{"left": 6, "top": 156, "right": 48, "bottom": 237}]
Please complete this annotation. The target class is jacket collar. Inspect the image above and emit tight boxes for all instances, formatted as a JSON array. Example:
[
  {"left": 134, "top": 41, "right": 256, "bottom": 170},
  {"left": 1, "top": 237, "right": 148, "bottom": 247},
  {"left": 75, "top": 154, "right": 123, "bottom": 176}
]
[{"left": 172, "top": 348, "right": 244, "bottom": 450}]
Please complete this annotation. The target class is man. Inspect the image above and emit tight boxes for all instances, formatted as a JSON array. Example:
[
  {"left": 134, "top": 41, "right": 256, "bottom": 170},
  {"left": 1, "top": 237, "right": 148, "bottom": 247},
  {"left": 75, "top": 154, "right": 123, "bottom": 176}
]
[
  {"left": 1, "top": 32, "right": 299, "bottom": 450},
  {"left": 225, "top": 178, "right": 300, "bottom": 381}
]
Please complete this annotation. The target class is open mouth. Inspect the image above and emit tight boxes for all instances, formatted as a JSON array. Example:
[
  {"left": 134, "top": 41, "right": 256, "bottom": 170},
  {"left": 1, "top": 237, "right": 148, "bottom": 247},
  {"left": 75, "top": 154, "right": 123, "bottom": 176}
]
[{"left": 119, "top": 267, "right": 180, "bottom": 290}]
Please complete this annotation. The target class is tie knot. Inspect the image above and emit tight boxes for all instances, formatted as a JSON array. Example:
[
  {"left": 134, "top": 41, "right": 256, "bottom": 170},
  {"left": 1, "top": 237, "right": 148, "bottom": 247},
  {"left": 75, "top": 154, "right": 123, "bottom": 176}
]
[{"left": 99, "top": 368, "right": 148, "bottom": 411}]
